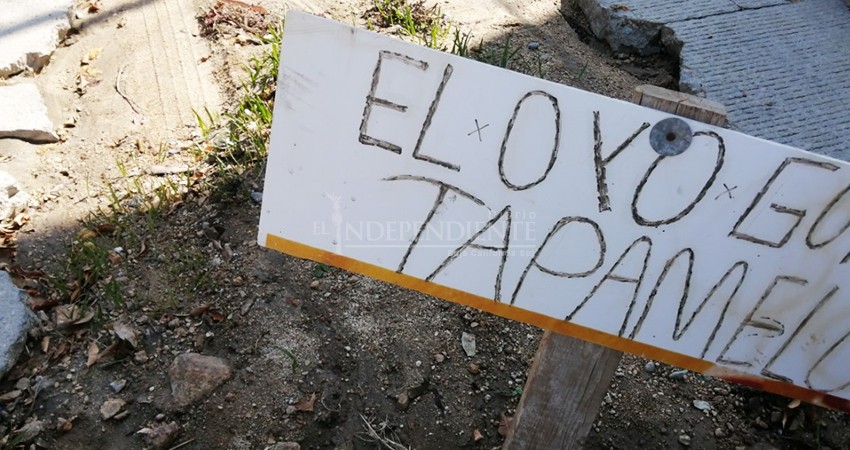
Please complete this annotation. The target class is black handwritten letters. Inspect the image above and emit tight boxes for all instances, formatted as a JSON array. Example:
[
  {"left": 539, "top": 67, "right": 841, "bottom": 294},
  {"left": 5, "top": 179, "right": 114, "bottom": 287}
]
[{"left": 354, "top": 48, "right": 850, "bottom": 398}]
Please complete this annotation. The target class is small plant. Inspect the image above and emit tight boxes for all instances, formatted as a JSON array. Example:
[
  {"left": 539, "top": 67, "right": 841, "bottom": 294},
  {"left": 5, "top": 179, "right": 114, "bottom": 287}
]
[
  {"left": 201, "top": 22, "right": 282, "bottom": 196},
  {"left": 575, "top": 60, "right": 590, "bottom": 81},
  {"left": 366, "top": 0, "right": 449, "bottom": 49},
  {"left": 193, "top": 106, "right": 220, "bottom": 138},
  {"left": 476, "top": 35, "right": 522, "bottom": 69},
  {"left": 312, "top": 263, "right": 330, "bottom": 278},
  {"left": 533, "top": 52, "right": 547, "bottom": 78},
  {"left": 49, "top": 226, "right": 123, "bottom": 323},
  {"left": 450, "top": 28, "right": 474, "bottom": 57}
]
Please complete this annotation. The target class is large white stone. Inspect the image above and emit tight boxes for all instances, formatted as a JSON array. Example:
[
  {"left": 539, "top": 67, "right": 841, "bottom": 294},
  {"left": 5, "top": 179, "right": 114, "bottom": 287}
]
[
  {"left": 0, "top": 0, "right": 74, "bottom": 77},
  {"left": 0, "top": 83, "right": 58, "bottom": 143},
  {"left": 0, "top": 170, "right": 30, "bottom": 222},
  {"left": 0, "top": 271, "right": 34, "bottom": 380}
]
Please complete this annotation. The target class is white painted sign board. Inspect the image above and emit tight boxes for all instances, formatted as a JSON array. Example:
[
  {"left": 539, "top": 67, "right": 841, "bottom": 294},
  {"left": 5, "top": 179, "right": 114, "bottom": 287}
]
[{"left": 259, "top": 12, "right": 850, "bottom": 410}]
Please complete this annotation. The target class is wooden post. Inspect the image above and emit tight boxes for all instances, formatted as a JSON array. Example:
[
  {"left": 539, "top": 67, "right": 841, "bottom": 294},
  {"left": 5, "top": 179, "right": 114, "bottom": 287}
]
[{"left": 504, "top": 85, "right": 728, "bottom": 449}]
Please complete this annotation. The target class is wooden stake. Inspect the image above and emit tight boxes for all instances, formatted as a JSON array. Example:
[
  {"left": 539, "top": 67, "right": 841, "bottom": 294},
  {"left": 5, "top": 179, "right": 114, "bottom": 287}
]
[{"left": 504, "top": 85, "right": 728, "bottom": 449}]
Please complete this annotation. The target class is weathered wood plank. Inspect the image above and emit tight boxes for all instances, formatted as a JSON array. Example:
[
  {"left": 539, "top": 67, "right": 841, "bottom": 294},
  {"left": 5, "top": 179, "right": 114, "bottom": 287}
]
[
  {"left": 632, "top": 84, "right": 727, "bottom": 126},
  {"left": 503, "top": 332, "right": 622, "bottom": 449}
]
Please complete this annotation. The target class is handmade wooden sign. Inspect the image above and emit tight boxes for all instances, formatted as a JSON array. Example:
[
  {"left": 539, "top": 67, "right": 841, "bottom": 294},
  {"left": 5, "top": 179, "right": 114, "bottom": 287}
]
[{"left": 258, "top": 11, "right": 850, "bottom": 410}]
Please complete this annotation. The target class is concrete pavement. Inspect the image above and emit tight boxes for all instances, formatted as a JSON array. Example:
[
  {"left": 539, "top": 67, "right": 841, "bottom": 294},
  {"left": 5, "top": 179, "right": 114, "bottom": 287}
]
[{"left": 577, "top": 0, "right": 850, "bottom": 160}]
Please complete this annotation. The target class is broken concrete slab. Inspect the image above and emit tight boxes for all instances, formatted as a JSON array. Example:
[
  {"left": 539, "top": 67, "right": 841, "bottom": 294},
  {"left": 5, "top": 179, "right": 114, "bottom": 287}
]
[
  {"left": 573, "top": 0, "right": 850, "bottom": 159},
  {"left": 0, "top": 83, "right": 59, "bottom": 143},
  {"left": 575, "top": 0, "right": 739, "bottom": 55},
  {"left": 0, "top": 271, "right": 34, "bottom": 380},
  {"left": 0, "top": 0, "right": 74, "bottom": 77},
  {"left": 0, "top": 170, "right": 30, "bottom": 223}
]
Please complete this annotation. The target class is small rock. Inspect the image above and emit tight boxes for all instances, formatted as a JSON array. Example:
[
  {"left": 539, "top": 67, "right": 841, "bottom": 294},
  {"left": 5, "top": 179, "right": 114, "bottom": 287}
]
[
  {"left": 134, "top": 350, "right": 150, "bottom": 364},
  {"left": 644, "top": 361, "right": 656, "bottom": 373},
  {"left": 0, "top": 272, "right": 35, "bottom": 380},
  {"left": 770, "top": 410, "right": 782, "bottom": 423},
  {"left": 139, "top": 421, "right": 180, "bottom": 450},
  {"left": 467, "top": 363, "right": 480, "bottom": 375},
  {"left": 461, "top": 332, "right": 476, "bottom": 357},
  {"left": 0, "top": 171, "right": 31, "bottom": 223},
  {"left": 110, "top": 379, "right": 127, "bottom": 393},
  {"left": 14, "top": 377, "right": 30, "bottom": 391},
  {"left": 528, "top": 41, "right": 540, "bottom": 50},
  {"left": 473, "top": 429, "right": 484, "bottom": 442},
  {"left": 250, "top": 191, "right": 263, "bottom": 204},
  {"left": 668, "top": 369, "right": 688, "bottom": 381},
  {"left": 678, "top": 434, "right": 691, "bottom": 446},
  {"left": 268, "top": 443, "right": 300, "bottom": 450},
  {"left": 714, "top": 427, "right": 725, "bottom": 438},
  {"left": 100, "top": 398, "right": 126, "bottom": 420},
  {"left": 147, "top": 165, "right": 190, "bottom": 175},
  {"left": 397, "top": 392, "right": 410, "bottom": 411},
  {"left": 0, "top": 84, "right": 59, "bottom": 143},
  {"left": 309, "top": 280, "right": 320, "bottom": 289},
  {"left": 168, "top": 353, "right": 232, "bottom": 408},
  {"left": 754, "top": 416, "right": 769, "bottom": 429},
  {"left": 434, "top": 353, "right": 445, "bottom": 363},
  {"left": 693, "top": 400, "right": 711, "bottom": 411}
]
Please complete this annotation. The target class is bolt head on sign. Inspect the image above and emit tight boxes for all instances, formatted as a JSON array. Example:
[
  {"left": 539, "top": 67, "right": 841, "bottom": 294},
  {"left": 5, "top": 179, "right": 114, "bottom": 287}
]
[{"left": 258, "top": 12, "right": 850, "bottom": 411}]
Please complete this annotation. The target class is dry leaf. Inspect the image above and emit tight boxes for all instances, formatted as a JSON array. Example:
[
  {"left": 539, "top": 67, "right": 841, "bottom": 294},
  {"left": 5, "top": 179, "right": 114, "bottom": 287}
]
[
  {"left": 108, "top": 251, "right": 122, "bottom": 265},
  {"left": 86, "top": 341, "right": 100, "bottom": 367},
  {"left": 113, "top": 322, "right": 139, "bottom": 348},
  {"left": 190, "top": 304, "right": 211, "bottom": 316},
  {"left": 41, "top": 336, "right": 50, "bottom": 354},
  {"left": 138, "top": 238, "right": 149, "bottom": 257},
  {"left": 95, "top": 223, "right": 117, "bottom": 235},
  {"left": 28, "top": 295, "right": 58, "bottom": 311},
  {"left": 77, "top": 228, "right": 97, "bottom": 240},
  {"left": 54, "top": 304, "right": 95, "bottom": 328},
  {"left": 51, "top": 342, "right": 69, "bottom": 360},
  {"left": 81, "top": 48, "right": 102, "bottom": 65},
  {"left": 206, "top": 310, "right": 225, "bottom": 324},
  {"left": 294, "top": 393, "right": 317, "bottom": 412},
  {"left": 498, "top": 413, "right": 511, "bottom": 437},
  {"left": 57, "top": 416, "right": 75, "bottom": 432},
  {"left": 0, "top": 390, "right": 22, "bottom": 402},
  {"left": 788, "top": 398, "right": 801, "bottom": 409}
]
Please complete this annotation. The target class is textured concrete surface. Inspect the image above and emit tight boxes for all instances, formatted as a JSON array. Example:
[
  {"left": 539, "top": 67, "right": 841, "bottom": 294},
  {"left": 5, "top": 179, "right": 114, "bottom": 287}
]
[
  {"left": 0, "top": 83, "right": 58, "bottom": 143},
  {"left": 578, "top": 0, "right": 850, "bottom": 159},
  {"left": 0, "top": 0, "right": 74, "bottom": 77},
  {"left": 0, "top": 271, "right": 34, "bottom": 380}
]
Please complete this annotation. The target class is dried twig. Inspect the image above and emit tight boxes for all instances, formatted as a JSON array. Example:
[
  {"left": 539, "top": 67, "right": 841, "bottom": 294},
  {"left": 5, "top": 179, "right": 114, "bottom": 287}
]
[
  {"left": 358, "top": 414, "right": 411, "bottom": 450},
  {"left": 167, "top": 438, "right": 196, "bottom": 450},
  {"left": 115, "top": 64, "right": 145, "bottom": 117}
]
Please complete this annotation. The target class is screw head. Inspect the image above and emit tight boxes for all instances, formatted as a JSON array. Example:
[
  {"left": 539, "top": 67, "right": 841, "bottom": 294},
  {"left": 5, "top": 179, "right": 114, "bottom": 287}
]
[{"left": 650, "top": 117, "right": 693, "bottom": 156}]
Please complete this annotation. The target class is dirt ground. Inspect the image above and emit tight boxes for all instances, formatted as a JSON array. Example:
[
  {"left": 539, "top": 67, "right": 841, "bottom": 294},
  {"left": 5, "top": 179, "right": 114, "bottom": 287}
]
[{"left": 1, "top": 0, "right": 848, "bottom": 449}]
